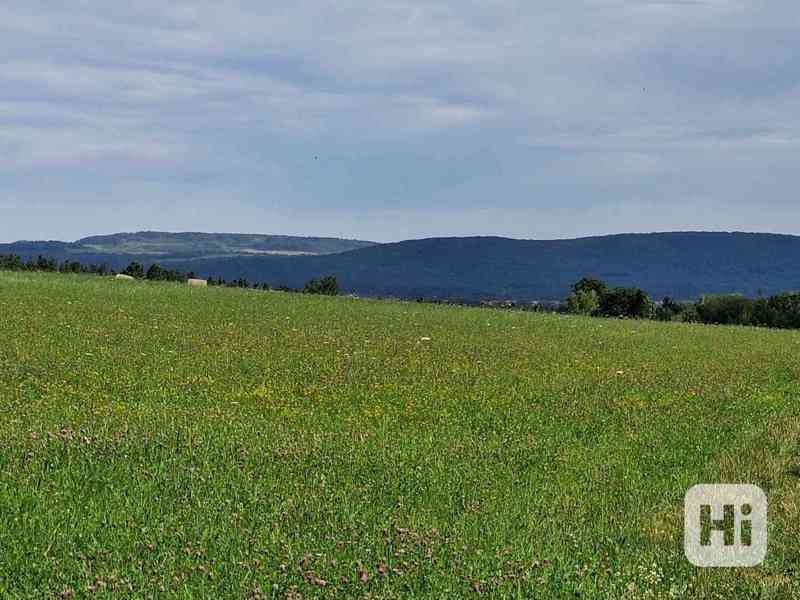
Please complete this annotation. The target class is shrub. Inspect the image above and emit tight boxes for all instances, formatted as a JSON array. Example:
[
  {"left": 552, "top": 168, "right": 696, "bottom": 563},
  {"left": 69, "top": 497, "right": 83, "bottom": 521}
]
[
  {"left": 655, "top": 296, "right": 692, "bottom": 322},
  {"left": 304, "top": 275, "right": 339, "bottom": 296},
  {"left": 678, "top": 303, "right": 699, "bottom": 323}
]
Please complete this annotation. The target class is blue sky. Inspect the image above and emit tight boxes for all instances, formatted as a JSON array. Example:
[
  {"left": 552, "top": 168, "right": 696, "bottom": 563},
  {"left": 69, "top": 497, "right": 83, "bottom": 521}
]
[{"left": 1, "top": 1, "right": 799, "bottom": 243}]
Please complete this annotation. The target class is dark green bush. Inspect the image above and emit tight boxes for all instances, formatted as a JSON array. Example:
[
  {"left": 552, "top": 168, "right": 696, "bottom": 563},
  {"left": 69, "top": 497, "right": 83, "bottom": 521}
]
[
  {"left": 303, "top": 275, "right": 339, "bottom": 296},
  {"left": 696, "top": 295, "right": 755, "bottom": 326},
  {"left": 599, "top": 287, "right": 654, "bottom": 319}
]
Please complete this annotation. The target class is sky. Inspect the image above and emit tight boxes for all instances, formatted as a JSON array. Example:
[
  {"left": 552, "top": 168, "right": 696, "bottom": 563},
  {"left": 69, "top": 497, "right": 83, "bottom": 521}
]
[{"left": 1, "top": 0, "right": 799, "bottom": 243}]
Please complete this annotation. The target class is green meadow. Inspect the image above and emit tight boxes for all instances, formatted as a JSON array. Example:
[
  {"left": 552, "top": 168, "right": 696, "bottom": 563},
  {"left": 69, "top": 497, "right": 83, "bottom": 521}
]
[{"left": 0, "top": 271, "right": 798, "bottom": 599}]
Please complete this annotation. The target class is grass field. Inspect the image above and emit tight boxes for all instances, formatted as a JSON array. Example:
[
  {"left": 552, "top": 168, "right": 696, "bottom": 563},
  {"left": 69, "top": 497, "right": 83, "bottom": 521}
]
[{"left": 0, "top": 272, "right": 798, "bottom": 599}]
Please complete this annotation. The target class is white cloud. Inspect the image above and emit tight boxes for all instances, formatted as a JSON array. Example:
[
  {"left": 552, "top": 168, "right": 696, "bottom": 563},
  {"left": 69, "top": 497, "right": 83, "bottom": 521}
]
[
  {"left": 0, "top": 125, "right": 192, "bottom": 169},
  {"left": 0, "top": 0, "right": 798, "bottom": 240}
]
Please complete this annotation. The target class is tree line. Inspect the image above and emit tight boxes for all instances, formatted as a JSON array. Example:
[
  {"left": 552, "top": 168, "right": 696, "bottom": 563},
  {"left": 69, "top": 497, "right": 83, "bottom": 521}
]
[
  {"left": 0, "top": 255, "right": 340, "bottom": 296},
  {"left": 5, "top": 253, "right": 800, "bottom": 328},
  {"left": 120, "top": 261, "right": 338, "bottom": 295},
  {"left": 207, "top": 273, "right": 339, "bottom": 295},
  {"left": 565, "top": 277, "right": 800, "bottom": 329},
  {"left": 0, "top": 254, "right": 112, "bottom": 276}
]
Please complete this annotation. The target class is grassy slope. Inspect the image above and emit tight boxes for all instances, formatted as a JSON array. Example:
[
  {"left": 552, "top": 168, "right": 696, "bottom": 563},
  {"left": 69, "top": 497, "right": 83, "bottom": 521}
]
[{"left": 0, "top": 272, "right": 798, "bottom": 599}]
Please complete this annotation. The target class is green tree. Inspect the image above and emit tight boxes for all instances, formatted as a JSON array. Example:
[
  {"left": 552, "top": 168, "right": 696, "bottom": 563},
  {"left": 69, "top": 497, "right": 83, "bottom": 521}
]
[
  {"left": 765, "top": 292, "right": 800, "bottom": 329},
  {"left": 304, "top": 275, "right": 339, "bottom": 296},
  {"left": 146, "top": 263, "right": 164, "bottom": 280},
  {"left": 695, "top": 295, "right": 755, "bottom": 326},
  {"left": 122, "top": 261, "right": 145, "bottom": 279},
  {"left": 600, "top": 287, "right": 654, "bottom": 319},
  {"left": 566, "top": 289, "right": 600, "bottom": 316},
  {"left": 655, "top": 296, "right": 691, "bottom": 322},
  {"left": 35, "top": 255, "right": 57, "bottom": 271},
  {"left": 572, "top": 277, "right": 609, "bottom": 298}
]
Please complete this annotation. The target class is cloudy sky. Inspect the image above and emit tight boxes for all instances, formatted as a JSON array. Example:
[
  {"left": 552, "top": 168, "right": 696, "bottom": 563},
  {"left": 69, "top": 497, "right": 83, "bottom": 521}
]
[{"left": 1, "top": 1, "right": 798, "bottom": 242}]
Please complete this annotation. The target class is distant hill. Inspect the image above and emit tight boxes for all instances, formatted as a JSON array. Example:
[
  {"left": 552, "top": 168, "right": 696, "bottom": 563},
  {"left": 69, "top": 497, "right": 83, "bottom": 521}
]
[
  {"left": 0, "top": 231, "right": 377, "bottom": 269},
  {"left": 4, "top": 231, "right": 800, "bottom": 301},
  {"left": 162, "top": 232, "right": 800, "bottom": 301},
  {"left": 75, "top": 231, "right": 377, "bottom": 257}
]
